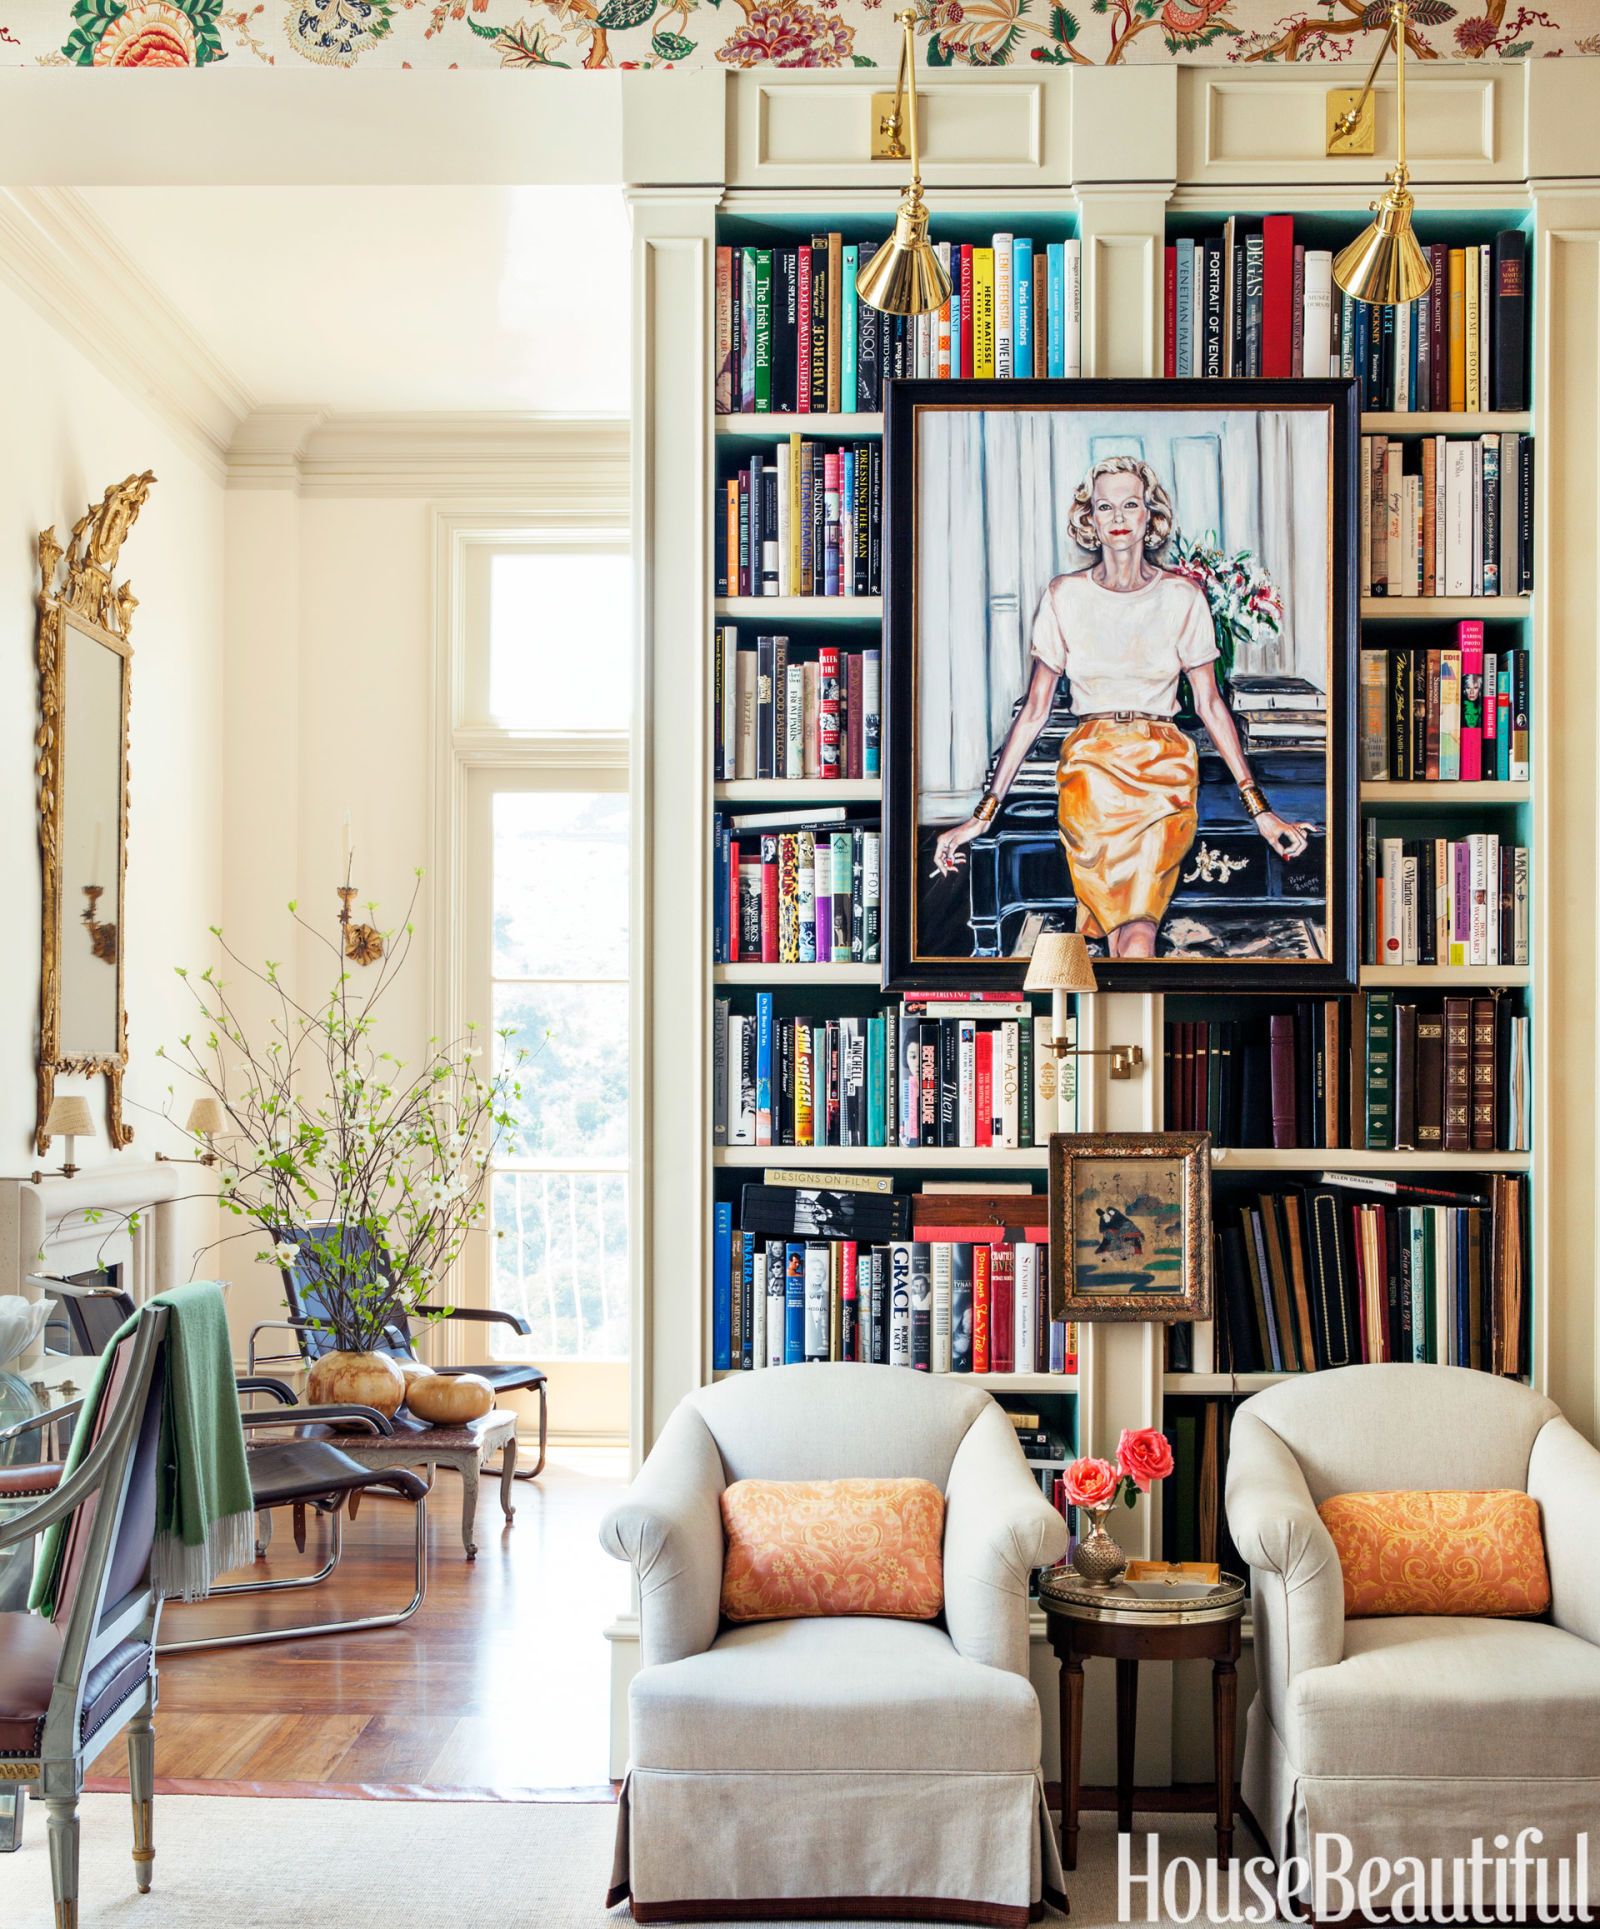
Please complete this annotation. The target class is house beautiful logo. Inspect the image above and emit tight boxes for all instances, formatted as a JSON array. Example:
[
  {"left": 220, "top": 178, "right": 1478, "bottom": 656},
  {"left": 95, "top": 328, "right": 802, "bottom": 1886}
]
[{"left": 1118, "top": 1830, "right": 1595, "bottom": 1924}]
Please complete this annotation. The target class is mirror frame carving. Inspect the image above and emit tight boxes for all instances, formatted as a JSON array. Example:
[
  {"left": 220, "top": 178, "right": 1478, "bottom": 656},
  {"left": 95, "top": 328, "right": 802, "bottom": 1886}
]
[{"left": 35, "top": 471, "right": 154, "bottom": 1157}]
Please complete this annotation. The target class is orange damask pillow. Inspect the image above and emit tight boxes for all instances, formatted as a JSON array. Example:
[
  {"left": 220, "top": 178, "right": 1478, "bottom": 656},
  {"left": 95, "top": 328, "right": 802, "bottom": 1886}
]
[
  {"left": 719, "top": 1476, "right": 945, "bottom": 1623},
  {"left": 1318, "top": 1489, "right": 1550, "bottom": 1619}
]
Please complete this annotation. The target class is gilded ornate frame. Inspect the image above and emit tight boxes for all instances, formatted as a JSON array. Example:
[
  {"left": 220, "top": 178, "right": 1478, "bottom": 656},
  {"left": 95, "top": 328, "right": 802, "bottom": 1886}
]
[
  {"left": 1047, "top": 1129, "right": 1213, "bottom": 1323},
  {"left": 35, "top": 472, "right": 154, "bottom": 1157}
]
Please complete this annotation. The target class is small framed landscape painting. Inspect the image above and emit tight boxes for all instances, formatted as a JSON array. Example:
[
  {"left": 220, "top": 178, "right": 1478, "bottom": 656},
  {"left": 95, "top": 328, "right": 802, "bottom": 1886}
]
[
  {"left": 881, "top": 378, "right": 1359, "bottom": 992},
  {"left": 1047, "top": 1131, "right": 1212, "bottom": 1323}
]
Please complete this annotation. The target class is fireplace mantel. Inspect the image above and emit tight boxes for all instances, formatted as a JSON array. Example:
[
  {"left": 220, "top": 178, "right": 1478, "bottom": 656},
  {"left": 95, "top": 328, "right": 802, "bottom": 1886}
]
[{"left": 0, "top": 1161, "right": 181, "bottom": 1308}]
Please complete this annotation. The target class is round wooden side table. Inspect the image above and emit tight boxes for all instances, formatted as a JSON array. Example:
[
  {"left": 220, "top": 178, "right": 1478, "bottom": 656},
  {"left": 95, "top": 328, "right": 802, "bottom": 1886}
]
[{"left": 1039, "top": 1568, "right": 1247, "bottom": 1871}]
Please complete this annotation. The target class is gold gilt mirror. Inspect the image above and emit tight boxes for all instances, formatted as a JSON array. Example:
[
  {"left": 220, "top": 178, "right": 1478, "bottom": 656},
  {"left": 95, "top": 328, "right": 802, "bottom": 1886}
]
[{"left": 35, "top": 472, "right": 154, "bottom": 1158}]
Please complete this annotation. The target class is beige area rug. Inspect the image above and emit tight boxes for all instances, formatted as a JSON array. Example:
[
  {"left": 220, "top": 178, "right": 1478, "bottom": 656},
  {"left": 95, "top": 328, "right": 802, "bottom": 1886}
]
[{"left": 0, "top": 1795, "right": 1284, "bottom": 1928}]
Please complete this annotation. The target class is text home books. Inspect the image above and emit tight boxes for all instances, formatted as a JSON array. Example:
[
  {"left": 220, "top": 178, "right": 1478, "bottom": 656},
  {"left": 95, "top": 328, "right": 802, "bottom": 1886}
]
[
  {"left": 714, "top": 633, "right": 881, "bottom": 783},
  {"left": 1164, "top": 222, "right": 1527, "bottom": 412},
  {"left": 715, "top": 233, "right": 1082, "bottom": 416},
  {"left": 1359, "top": 433, "right": 1532, "bottom": 598},
  {"left": 1205, "top": 1175, "right": 1527, "bottom": 1379},
  {"left": 1164, "top": 992, "right": 1529, "bottom": 1154},
  {"left": 712, "top": 1182, "right": 1079, "bottom": 1376},
  {"left": 718, "top": 438, "right": 882, "bottom": 599},
  {"left": 714, "top": 809, "right": 882, "bottom": 965},
  {"left": 1363, "top": 829, "right": 1529, "bottom": 968},
  {"left": 1358, "top": 629, "right": 1529, "bottom": 782},
  {"left": 714, "top": 991, "right": 1082, "bottom": 1151}
]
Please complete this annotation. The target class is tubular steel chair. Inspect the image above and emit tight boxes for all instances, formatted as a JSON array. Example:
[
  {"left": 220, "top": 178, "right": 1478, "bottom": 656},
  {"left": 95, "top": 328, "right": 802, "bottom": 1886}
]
[
  {"left": 0, "top": 1303, "right": 170, "bottom": 1926},
  {"left": 249, "top": 1222, "right": 548, "bottom": 1478}
]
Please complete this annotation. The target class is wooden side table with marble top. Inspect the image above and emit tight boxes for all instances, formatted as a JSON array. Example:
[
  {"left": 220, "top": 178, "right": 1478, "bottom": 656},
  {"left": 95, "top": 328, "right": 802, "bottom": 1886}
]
[{"left": 341, "top": 1407, "right": 520, "bottom": 1559}]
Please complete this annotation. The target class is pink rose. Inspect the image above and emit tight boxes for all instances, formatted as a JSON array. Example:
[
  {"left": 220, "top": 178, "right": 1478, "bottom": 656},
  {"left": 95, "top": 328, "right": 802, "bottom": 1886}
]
[
  {"left": 1117, "top": 1427, "right": 1175, "bottom": 1494},
  {"left": 1063, "top": 1456, "right": 1120, "bottom": 1512}
]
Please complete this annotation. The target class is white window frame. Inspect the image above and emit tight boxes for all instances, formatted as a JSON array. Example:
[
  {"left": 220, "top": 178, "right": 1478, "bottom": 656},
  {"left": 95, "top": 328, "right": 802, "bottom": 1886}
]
[{"left": 430, "top": 479, "right": 633, "bottom": 1378}]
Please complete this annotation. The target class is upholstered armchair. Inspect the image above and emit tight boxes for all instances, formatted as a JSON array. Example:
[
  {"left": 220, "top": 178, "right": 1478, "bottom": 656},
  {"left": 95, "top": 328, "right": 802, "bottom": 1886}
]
[
  {"left": 1226, "top": 1364, "right": 1600, "bottom": 1916},
  {"left": 600, "top": 1364, "right": 1069, "bottom": 1927}
]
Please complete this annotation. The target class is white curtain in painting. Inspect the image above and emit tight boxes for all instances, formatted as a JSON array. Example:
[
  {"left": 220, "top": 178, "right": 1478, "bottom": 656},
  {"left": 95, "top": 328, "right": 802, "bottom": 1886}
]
[{"left": 915, "top": 407, "right": 1332, "bottom": 817}]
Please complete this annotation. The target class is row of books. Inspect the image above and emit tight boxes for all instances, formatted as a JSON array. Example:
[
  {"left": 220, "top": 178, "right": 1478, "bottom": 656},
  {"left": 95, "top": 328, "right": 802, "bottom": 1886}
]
[
  {"left": 1207, "top": 1175, "right": 1527, "bottom": 1378},
  {"left": 1160, "top": 1399, "right": 1244, "bottom": 1577},
  {"left": 712, "top": 993, "right": 1082, "bottom": 1150},
  {"left": 1163, "top": 221, "right": 1527, "bottom": 412},
  {"left": 714, "top": 234, "right": 1083, "bottom": 416},
  {"left": 1365, "top": 829, "right": 1529, "bottom": 969},
  {"left": 711, "top": 1182, "right": 1078, "bottom": 1375},
  {"left": 719, "top": 440, "right": 882, "bottom": 599},
  {"left": 1164, "top": 991, "right": 1529, "bottom": 1154},
  {"left": 1361, "top": 433, "right": 1532, "bottom": 599},
  {"left": 714, "top": 809, "right": 881, "bottom": 965},
  {"left": 713, "top": 633, "right": 881, "bottom": 784},
  {"left": 1357, "top": 633, "right": 1530, "bottom": 783}
]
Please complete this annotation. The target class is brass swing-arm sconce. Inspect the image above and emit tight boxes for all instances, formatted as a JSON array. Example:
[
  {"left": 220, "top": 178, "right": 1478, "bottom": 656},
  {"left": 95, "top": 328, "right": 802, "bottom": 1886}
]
[
  {"left": 1023, "top": 935, "right": 1146, "bottom": 1081},
  {"left": 857, "top": 9, "right": 952, "bottom": 319},
  {"left": 1326, "top": 0, "right": 1433, "bottom": 306}
]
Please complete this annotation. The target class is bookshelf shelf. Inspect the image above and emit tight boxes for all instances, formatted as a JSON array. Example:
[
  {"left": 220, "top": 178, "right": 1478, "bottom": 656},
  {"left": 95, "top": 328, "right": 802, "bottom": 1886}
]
[
  {"left": 714, "top": 1144, "right": 1048, "bottom": 1169},
  {"left": 716, "top": 413, "right": 882, "bottom": 437},
  {"left": 1360, "top": 781, "right": 1531, "bottom": 805},
  {"left": 714, "top": 1368, "right": 1077, "bottom": 1393},
  {"left": 716, "top": 597, "right": 883, "bottom": 621},
  {"left": 1164, "top": 1373, "right": 1295, "bottom": 1395},
  {"left": 1360, "top": 412, "right": 1534, "bottom": 435},
  {"left": 1208, "top": 1148, "right": 1531, "bottom": 1172},
  {"left": 716, "top": 778, "right": 882, "bottom": 802},
  {"left": 714, "top": 962, "right": 882, "bottom": 984},
  {"left": 1359, "top": 597, "right": 1530, "bottom": 620},
  {"left": 1359, "top": 964, "right": 1530, "bottom": 987}
]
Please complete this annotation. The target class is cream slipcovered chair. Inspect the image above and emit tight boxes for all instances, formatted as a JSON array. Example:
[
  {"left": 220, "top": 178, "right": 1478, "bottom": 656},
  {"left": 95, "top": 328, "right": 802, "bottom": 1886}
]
[
  {"left": 600, "top": 1364, "right": 1069, "bottom": 1926},
  {"left": 1226, "top": 1364, "right": 1600, "bottom": 1915}
]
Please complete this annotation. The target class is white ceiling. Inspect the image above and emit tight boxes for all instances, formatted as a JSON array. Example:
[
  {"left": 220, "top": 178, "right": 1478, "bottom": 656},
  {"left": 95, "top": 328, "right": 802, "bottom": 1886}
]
[{"left": 76, "top": 186, "right": 632, "bottom": 418}]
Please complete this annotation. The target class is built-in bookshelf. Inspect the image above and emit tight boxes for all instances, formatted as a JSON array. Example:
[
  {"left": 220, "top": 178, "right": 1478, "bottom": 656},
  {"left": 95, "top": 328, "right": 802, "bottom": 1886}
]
[{"left": 696, "top": 182, "right": 1545, "bottom": 1645}]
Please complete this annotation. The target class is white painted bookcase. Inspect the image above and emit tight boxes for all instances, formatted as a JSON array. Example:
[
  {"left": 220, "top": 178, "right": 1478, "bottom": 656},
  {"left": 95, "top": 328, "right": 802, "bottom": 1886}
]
[{"left": 613, "top": 59, "right": 1600, "bottom": 1786}]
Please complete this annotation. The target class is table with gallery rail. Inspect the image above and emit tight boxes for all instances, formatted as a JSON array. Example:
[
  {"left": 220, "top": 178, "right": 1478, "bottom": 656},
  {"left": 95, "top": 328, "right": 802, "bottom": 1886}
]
[{"left": 1039, "top": 1567, "right": 1248, "bottom": 1868}]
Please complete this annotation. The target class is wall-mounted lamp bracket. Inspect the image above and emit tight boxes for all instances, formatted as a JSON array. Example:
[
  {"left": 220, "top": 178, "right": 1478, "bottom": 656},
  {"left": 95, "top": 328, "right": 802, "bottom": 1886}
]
[
  {"left": 1326, "top": 87, "right": 1377, "bottom": 155},
  {"left": 1047, "top": 1040, "right": 1147, "bottom": 1081},
  {"left": 871, "top": 93, "right": 910, "bottom": 160}
]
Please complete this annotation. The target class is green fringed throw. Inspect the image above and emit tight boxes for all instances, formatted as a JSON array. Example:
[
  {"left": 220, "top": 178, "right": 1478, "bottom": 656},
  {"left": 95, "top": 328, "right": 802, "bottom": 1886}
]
[{"left": 31, "top": 1280, "right": 255, "bottom": 1612}]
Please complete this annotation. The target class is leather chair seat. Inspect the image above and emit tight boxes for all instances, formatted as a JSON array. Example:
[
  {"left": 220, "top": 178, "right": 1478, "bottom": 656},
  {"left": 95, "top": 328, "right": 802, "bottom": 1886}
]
[
  {"left": 432, "top": 1363, "right": 545, "bottom": 1392},
  {"left": 0, "top": 1464, "right": 63, "bottom": 1501},
  {"left": 245, "top": 1438, "right": 428, "bottom": 1508},
  {"left": 0, "top": 1616, "right": 151, "bottom": 1759}
]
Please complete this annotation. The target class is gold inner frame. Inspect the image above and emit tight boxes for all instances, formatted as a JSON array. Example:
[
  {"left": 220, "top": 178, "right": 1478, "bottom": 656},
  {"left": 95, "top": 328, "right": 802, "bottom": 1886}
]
[{"left": 35, "top": 472, "right": 154, "bottom": 1158}]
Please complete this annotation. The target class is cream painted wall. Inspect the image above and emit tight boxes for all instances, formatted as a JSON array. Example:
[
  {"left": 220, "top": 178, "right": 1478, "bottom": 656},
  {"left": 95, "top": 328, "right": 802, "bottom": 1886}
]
[
  {"left": 0, "top": 277, "right": 225, "bottom": 1285},
  {"left": 218, "top": 490, "right": 435, "bottom": 1344}
]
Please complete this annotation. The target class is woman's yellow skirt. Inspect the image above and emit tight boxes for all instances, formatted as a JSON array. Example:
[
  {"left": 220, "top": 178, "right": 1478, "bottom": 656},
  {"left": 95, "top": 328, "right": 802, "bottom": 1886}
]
[{"left": 1056, "top": 719, "right": 1199, "bottom": 939}]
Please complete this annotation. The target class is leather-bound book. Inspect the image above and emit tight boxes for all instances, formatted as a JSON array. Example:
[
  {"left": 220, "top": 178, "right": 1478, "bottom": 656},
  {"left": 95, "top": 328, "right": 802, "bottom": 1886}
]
[
  {"left": 1443, "top": 996, "right": 1472, "bottom": 1152},
  {"left": 1393, "top": 1002, "right": 1419, "bottom": 1151},
  {"left": 1257, "top": 1192, "right": 1300, "bottom": 1372},
  {"left": 1470, "top": 994, "right": 1497, "bottom": 1152},
  {"left": 1307, "top": 1188, "right": 1358, "bottom": 1369},
  {"left": 1415, "top": 1012, "right": 1445, "bottom": 1149},
  {"left": 1269, "top": 1013, "right": 1298, "bottom": 1150}
]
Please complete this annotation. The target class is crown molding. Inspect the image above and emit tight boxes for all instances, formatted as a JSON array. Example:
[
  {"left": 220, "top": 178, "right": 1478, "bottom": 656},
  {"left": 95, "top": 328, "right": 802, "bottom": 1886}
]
[
  {"left": 0, "top": 186, "right": 253, "bottom": 479},
  {"left": 227, "top": 409, "right": 630, "bottom": 509}
]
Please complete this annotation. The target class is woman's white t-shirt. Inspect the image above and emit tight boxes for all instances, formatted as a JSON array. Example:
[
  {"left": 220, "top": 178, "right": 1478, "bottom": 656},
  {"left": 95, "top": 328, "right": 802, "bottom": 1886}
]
[{"left": 1029, "top": 568, "right": 1218, "bottom": 717}]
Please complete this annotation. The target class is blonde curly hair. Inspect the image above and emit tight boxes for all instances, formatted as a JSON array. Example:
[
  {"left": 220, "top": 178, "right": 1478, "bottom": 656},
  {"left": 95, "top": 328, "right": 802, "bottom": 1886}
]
[{"left": 1067, "top": 456, "right": 1176, "bottom": 557}]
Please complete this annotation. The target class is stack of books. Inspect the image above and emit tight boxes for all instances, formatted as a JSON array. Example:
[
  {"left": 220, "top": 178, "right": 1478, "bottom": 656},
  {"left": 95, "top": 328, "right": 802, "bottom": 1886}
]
[
  {"left": 1360, "top": 432, "right": 1533, "bottom": 598},
  {"left": 715, "top": 233, "right": 1083, "bottom": 415},
  {"left": 1207, "top": 1173, "right": 1526, "bottom": 1377},
  {"left": 1358, "top": 628, "right": 1530, "bottom": 782},
  {"left": 713, "top": 807, "right": 881, "bottom": 965},
  {"left": 712, "top": 991, "right": 1082, "bottom": 1150},
  {"left": 1164, "top": 993, "right": 1529, "bottom": 1154},
  {"left": 714, "top": 633, "right": 881, "bottom": 783},
  {"left": 712, "top": 1180, "right": 1078, "bottom": 1376},
  {"left": 1164, "top": 220, "right": 1527, "bottom": 411},
  {"left": 1228, "top": 673, "right": 1325, "bottom": 754},
  {"left": 1365, "top": 829, "right": 1529, "bottom": 968},
  {"left": 718, "top": 439, "right": 882, "bottom": 598}
]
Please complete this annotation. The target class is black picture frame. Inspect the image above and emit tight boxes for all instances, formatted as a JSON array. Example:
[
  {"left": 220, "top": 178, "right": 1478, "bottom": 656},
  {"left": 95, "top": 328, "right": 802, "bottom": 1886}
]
[{"left": 881, "top": 377, "right": 1360, "bottom": 992}]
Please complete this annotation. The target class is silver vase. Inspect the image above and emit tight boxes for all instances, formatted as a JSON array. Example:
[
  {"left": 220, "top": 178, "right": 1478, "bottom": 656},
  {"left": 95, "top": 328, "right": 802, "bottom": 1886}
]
[{"left": 1071, "top": 1503, "right": 1129, "bottom": 1589}]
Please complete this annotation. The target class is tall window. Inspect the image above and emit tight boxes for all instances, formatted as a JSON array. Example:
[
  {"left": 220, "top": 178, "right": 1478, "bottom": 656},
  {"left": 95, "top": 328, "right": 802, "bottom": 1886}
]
[{"left": 447, "top": 516, "right": 632, "bottom": 1435}]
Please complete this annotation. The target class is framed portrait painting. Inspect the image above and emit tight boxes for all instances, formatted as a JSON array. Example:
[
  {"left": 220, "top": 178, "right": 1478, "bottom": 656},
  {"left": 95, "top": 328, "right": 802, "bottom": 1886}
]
[
  {"left": 881, "top": 379, "right": 1359, "bottom": 991},
  {"left": 1047, "top": 1131, "right": 1212, "bottom": 1323}
]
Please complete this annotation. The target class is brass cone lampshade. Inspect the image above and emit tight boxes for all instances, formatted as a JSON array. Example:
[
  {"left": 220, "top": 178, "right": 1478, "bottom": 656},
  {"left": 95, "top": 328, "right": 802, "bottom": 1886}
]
[
  {"left": 856, "top": 188, "right": 952, "bottom": 318},
  {"left": 1333, "top": 173, "right": 1433, "bottom": 306}
]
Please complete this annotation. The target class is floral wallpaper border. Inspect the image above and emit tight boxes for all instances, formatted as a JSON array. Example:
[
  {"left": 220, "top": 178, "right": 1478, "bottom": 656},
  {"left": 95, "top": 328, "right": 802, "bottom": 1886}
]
[{"left": 3, "top": 0, "right": 1595, "bottom": 74}]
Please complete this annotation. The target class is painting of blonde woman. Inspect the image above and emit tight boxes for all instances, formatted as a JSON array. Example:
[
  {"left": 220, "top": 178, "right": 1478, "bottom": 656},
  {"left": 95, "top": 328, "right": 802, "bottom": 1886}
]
[{"left": 881, "top": 382, "right": 1358, "bottom": 991}]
